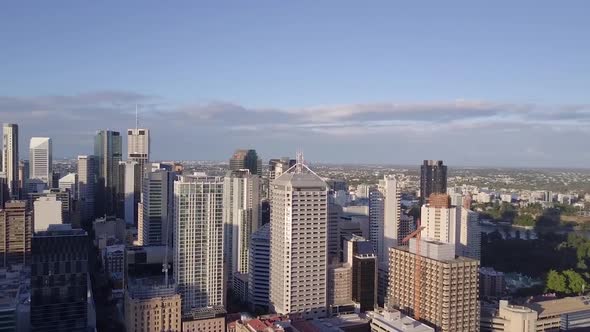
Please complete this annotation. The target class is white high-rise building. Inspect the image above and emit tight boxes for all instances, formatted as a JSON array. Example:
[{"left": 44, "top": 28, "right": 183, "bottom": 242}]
[
  {"left": 2, "top": 124, "right": 18, "bottom": 198},
  {"left": 29, "top": 137, "right": 52, "bottom": 189},
  {"left": 223, "top": 170, "right": 261, "bottom": 285},
  {"left": 33, "top": 196, "right": 62, "bottom": 232},
  {"left": 421, "top": 194, "right": 461, "bottom": 246},
  {"left": 269, "top": 161, "right": 328, "bottom": 319},
  {"left": 58, "top": 173, "right": 78, "bottom": 198},
  {"left": 173, "top": 175, "right": 224, "bottom": 313},
  {"left": 460, "top": 207, "right": 481, "bottom": 260},
  {"left": 369, "top": 175, "right": 406, "bottom": 265}
]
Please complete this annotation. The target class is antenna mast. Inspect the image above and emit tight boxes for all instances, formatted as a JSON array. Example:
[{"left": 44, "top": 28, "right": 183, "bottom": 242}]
[{"left": 135, "top": 104, "right": 139, "bottom": 130}]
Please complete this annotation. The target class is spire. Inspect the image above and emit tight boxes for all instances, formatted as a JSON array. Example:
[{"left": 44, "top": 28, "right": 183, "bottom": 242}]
[
  {"left": 296, "top": 149, "right": 304, "bottom": 173},
  {"left": 135, "top": 104, "right": 139, "bottom": 130}
]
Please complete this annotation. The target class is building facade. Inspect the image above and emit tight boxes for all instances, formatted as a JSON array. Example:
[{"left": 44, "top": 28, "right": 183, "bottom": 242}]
[
  {"left": 139, "top": 169, "right": 175, "bottom": 246},
  {"left": 0, "top": 201, "right": 31, "bottom": 268},
  {"left": 124, "top": 277, "right": 181, "bottom": 332},
  {"left": 77, "top": 155, "right": 98, "bottom": 223},
  {"left": 30, "top": 226, "right": 89, "bottom": 332},
  {"left": 127, "top": 127, "right": 150, "bottom": 191},
  {"left": 29, "top": 137, "right": 52, "bottom": 189},
  {"left": 94, "top": 130, "right": 122, "bottom": 217},
  {"left": 420, "top": 160, "right": 447, "bottom": 204},
  {"left": 269, "top": 163, "right": 328, "bottom": 319},
  {"left": 248, "top": 223, "right": 270, "bottom": 312},
  {"left": 2, "top": 124, "right": 18, "bottom": 199},
  {"left": 173, "top": 175, "right": 224, "bottom": 313},
  {"left": 229, "top": 149, "right": 261, "bottom": 175}
]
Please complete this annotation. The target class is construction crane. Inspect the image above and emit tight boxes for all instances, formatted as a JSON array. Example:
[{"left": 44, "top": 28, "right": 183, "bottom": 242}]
[{"left": 401, "top": 221, "right": 426, "bottom": 321}]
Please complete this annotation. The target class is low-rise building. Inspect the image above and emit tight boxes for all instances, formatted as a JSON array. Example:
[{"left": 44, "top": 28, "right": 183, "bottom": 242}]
[
  {"left": 480, "top": 267, "right": 505, "bottom": 298},
  {"left": 182, "top": 306, "right": 226, "bottom": 332},
  {"left": 124, "top": 277, "right": 181, "bottom": 332},
  {"left": 368, "top": 308, "right": 434, "bottom": 332}
]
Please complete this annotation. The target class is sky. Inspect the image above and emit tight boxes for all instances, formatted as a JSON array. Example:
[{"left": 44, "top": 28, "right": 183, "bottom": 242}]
[{"left": 1, "top": 1, "right": 589, "bottom": 167}]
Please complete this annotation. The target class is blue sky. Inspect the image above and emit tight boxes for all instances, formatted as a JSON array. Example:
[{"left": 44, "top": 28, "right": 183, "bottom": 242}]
[{"left": 1, "top": 1, "right": 589, "bottom": 167}]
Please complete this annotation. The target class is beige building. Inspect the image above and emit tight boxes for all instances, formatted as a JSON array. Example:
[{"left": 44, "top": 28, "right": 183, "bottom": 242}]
[
  {"left": 328, "top": 263, "right": 353, "bottom": 307},
  {"left": 368, "top": 308, "right": 434, "bottom": 332},
  {"left": 388, "top": 239, "right": 479, "bottom": 332},
  {"left": 124, "top": 277, "right": 181, "bottom": 332},
  {"left": 481, "top": 296, "right": 590, "bottom": 331},
  {"left": 0, "top": 201, "right": 32, "bottom": 268},
  {"left": 182, "top": 306, "right": 226, "bottom": 332}
]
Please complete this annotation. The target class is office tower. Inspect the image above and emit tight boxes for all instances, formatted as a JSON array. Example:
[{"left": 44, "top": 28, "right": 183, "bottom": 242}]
[
  {"left": 268, "top": 157, "right": 296, "bottom": 182},
  {"left": 344, "top": 236, "right": 377, "bottom": 312},
  {"left": 94, "top": 130, "right": 122, "bottom": 217},
  {"left": 0, "top": 178, "right": 7, "bottom": 209},
  {"left": 269, "top": 161, "right": 328, "bottom": 319},
  {"left": 125, "top": 277, "right": 181, "bottom": 332},
  {"left": 388, "top": 239, "right": 479, "bottom": 332},
  {"left": 230, "top": 149, "right": 261, "bottom": 175},
  {"left": 139, "top": 169, "right": 175, "bottom": 246},
  {"left": 460, "top": 207, "right": 481, "bottom": 260},
  {"left": 420, "top": 160, "right": 447, "bottom": 203},
  {"left": 2, "top": 124, "right": 18, "bottom": 198},
  {"left": 248, "top": 223, "right": 270, "bottom": 312},
  {"left": 117, "top": 160, "right": 140, "bottom": 225},
  {"left": 33, "top": 196, "right": 62, "bottom": 231},
  {"left": 30, "top": 225, "right": 89, "bottom": 332},
  {"left": 58, "top": 173, "right": 78, "bottom": 198},
  {"left": 29, "top": 137, "right": 52, "bottom": 189},
  {"left": 77, "top": 155, "right": 98, "bottom": 223},
  {"left": 127, "top": 127, "right": 150, "bottom": 193},
  {"left": 173, "top": 175, "right": 224, "bottom": 313},
  {"left": 369, "top": 176, "right": 406, "bottom": 265},
  {"left": 223, "top": 169, "right": 261, "bottom": 288},
  {"left": 0, "top": 201, "right": 31, "bottom": 268},
  {"left": 18, "top": 160, "right": 29, "bottom": 196}
]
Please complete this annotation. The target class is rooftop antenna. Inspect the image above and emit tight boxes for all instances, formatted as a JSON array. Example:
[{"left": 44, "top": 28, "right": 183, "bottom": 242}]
[
  {"left": 135, "top": 104, "right": 139, "bottom": 130},
  {"left": 296, "top": 149, "right": 304, "bottom": 173}
]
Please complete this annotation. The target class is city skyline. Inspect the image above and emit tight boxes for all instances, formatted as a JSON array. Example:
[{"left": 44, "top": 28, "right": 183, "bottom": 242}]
[{"left": 1, "top": 2, "right": 590, "bottom": 167}]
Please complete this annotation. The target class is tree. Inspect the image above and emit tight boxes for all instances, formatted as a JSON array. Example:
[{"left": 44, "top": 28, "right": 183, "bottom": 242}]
[
  {"left": 515, "top": 214, "right": 535, "bottom": 226},
  {"left": 564, "top": 270, "right": 587, "bottom": 294},
  {"left": 546, "top": 270, "right": 567, "bottom": 293}
]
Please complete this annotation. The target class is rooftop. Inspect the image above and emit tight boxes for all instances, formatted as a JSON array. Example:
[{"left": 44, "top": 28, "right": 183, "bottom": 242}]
[{"left": 526, "top": 296, "right": 590, "bottom": 318}]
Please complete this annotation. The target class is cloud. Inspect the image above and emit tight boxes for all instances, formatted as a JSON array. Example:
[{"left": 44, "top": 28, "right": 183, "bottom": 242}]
[{"left": 0, "top": 90, "right": 588, "bottom": 167}]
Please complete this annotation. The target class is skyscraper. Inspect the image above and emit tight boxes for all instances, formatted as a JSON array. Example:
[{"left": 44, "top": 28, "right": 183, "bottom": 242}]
[
  {"left": 139, "top": 169, "right": 174, "bottom": 246},
  {"left": 29, "top": 137, "right": 52, "bottom": 189},
  {"left": 421, "top": 194, "right": 460, "bottom": 246},
  {"left": 268, "top": 157, "right": 296, "bottom": 182},
  {"left": 77, "top": 155, "right": 98, "bottom": 223},
  {"left": 30, "top": 225, "right": 89, "bottom": 332},
  {"left": 248, "top": 223, "right": 270, "bottom": 312},
  {"left": 0, "top": 201, "right": 32, "bottom": 268},
  {"left": 420, "top": 160, "right": 447, "bottom": 203},
  {"left": 127, "top": 127, "right": 150, "bottom": 193},
  {"left": 229, "top": 149, "right": 261, "bottom": 175},
  {"left": 343, "top": 236, "right": 377, "bottom": 312},
  {"left": 94, "top": 130, "right": 122, "bottom": 216},
  {"left": 18, "top": 160, "right": 29, "bottom": 197},
  {"left": 223, "top": 169, "right": 261, "bottom": 288},
  {"left": 2, "top": 124, "right": 18, "bottom": 199},
  {"left": 269, "top": 161, "right": 328, "bottom": 319},
  {"left": 173, "top": 175, "right": 224, "bottom": 313},
  {"left": 117, "top": 160, "right": 140, "bottom": 225}
]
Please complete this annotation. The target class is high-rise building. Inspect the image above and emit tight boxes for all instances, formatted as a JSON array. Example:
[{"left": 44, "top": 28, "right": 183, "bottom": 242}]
[
  {"left": 223, "top": 169, "right": 261, "bottom": 289},
  {"left": 77, "top": 155, "right": 98, "bottom": 223},
  {"left": 460, "top": 207, "right": 481, "bottom": 260},
  {"left": 117, "top": 160, "right": 140, "bottom": 225},
  {"left": 18, "top": 160, "right": 29, "bottom": 197},
  {"left": 421, "top": 194, "right": 460, "bottom": 246},
  {"left": 230, "top": 149, "right": 261, "bottom": 175},
  {"left": 29, "top": 137, "right": 52, "bottom": 189},
  {"left": 369, "top": 176, "right": 409, "bottom": 265},
  {"left": 327, "top": 263, "right": 353, "bottom": 308},
  {"left": 94, "top": 130, "right": 122, "bottom": 217},
  {"left": 30, "top": 225, "right": 89, "bottom": 332},
  {"left": 420, "top": 160, "right": 447, "bottom": 203},
  {"left": 28, "top": 188, "right": 72, "bottom": 225},
  {"left": 33, "top": 196, "right": 62, "bottom": 232},
  {"left": 139, "top": 169, "right": 175, "bottom": 246},
  {"left": 327, "top": 201, "right": 343, "bottom": 261},
  {"left": 0, "top": 201, "right": 32, "bottom": 268},
  {"left": 173, "top": 175, "right": 224, "bottom": 313},
  {"left": 124, "top": 277, "right": 181, "bottom": 332},
  {"left": 388, "top": 239, "right": 479, "bottom": 332},
  {"left": 127, "top": 127, "right": 150, "bottom": 194},
  {"left": 2, "top": 124, "right": 18, "bottom": 199},
  {"left": 248, "top": 223, "right": 270, "bottom": 312},
  {"left": 343, "top": 236, "right": 377, "bottom": 312},
  {"left": 58, "top": 173, "right": 78, "bottom": 198},
  {"left": 269, "top": 161, "right": 328, "bottom": 319}
]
